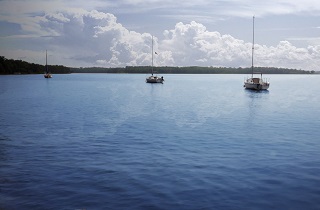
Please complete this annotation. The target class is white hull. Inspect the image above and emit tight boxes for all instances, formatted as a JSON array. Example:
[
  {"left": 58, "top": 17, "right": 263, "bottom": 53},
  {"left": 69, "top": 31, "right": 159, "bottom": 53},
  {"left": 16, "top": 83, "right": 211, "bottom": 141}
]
[
  {"left": 244, "top": 82, "right": 269, "bottom": 90},
  {"left": 44, "top": 73, "right": 52, "bottom": 78},
  {"left": 244, "top": 77, "right": 269, "bottom": 90},
  {"left": 146, "top": 75, "right": 164, "bottom": 83}
]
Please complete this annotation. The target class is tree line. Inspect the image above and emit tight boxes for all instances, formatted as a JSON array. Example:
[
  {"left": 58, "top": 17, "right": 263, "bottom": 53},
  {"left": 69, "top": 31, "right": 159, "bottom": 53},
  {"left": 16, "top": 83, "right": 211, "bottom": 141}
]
[
  {"left": 0, "top": 56, "right": 315, "bottom": 75},
  {"left": 0, "top": 56, "right": 71, "bottom": 74},
  {"left": 72, "top": 66, "right": 315, "bottom": 74}
]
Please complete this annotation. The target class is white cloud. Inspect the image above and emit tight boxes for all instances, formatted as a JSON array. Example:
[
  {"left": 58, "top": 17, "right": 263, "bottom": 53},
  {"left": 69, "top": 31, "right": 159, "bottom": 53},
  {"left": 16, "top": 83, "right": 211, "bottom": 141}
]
[
  {"left": 45, "top": 10, "right": 155, "bottom": 67},
  {"left": 0, "top": 1, "right": 320, "bottom": 70},
  {"left": 160, "top": 21, "right": 320, "bottom": 70},
  {"left": 161, "top": 21, "right": 251, "bottom": 66}
]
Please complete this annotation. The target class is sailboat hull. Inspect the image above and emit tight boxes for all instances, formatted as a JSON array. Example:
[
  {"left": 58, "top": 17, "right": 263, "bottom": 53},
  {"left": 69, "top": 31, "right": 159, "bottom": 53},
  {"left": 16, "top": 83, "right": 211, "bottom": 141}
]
[
  {"left": 244, "top": 78, "right": 269, "bottom": 90},
  {"left": 44, "top": 74, "right": 52, "bottom": 78},
  {"left": 244, "top": 82, "right": 269, "bottom": 90},
  {"left": 146, "top": 76, "right": 164, "bottom": 83}
]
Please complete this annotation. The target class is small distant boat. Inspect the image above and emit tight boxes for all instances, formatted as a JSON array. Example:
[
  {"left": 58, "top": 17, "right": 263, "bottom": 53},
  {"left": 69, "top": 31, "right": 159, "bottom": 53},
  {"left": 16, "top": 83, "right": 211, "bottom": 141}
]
[
  {"left": 146, "top": 36, "right": 164, "bottom": 84},
  {"left": 44, "top": 73, "right": 52, "bottom": 78},
  {"left": 244, "top": 16, "right": 269, "bottom": 90},
  {"left": 244, "top": 72, "right": 270, "bottom": 90},
  {"left": 146, "top": 75, "right": 164, "bottom": 83},
  {"left": 44, "top": 50, "right": 52, "bottom": 78}
]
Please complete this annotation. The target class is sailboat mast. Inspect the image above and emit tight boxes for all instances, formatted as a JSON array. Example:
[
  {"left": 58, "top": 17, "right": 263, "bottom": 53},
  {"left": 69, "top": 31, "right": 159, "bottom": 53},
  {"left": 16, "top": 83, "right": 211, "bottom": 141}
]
[
  {"left": 151, "top": 36, "right": 154, "bottom": 76},
  {"left": 46, "top": 50, "right": 48, "bottom": 73},
  {"left": 251, "top": 16, "right": 255, "bottom": 78}
]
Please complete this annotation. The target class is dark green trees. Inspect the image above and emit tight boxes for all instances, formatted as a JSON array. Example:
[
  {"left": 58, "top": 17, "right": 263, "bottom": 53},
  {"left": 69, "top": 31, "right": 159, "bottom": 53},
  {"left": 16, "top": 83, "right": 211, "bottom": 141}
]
[{"left": 0, "top": 56, "right": 70, "bottom": 74}]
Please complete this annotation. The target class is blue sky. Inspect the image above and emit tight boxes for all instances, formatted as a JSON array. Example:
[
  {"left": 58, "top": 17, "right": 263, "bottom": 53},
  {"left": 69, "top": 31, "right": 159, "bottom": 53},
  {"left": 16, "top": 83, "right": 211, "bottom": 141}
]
[{"left": 0, "top": 0, "right": 319, "bottom": 70}]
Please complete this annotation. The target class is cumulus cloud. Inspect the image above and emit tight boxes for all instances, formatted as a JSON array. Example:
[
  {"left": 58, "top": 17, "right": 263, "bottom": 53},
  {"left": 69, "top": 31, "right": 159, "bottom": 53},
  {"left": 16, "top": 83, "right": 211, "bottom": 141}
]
[
  {"left": 0, "top": 6, "right": 176, "bottom": 67},
  {"left": 160, "top": 21, "right": 320, "bottom": 70},
  {"left": 161, "top": 21, "right": 251, "bottom": 67},
  {"left": 0, "top": 3, "right": 319, "bottom": 70},
  {"left": 10, "top": 9, "right": 155, "bottom": 67},
  {"left": 257, "top": 41, "right": 319, "bottom": 70}
]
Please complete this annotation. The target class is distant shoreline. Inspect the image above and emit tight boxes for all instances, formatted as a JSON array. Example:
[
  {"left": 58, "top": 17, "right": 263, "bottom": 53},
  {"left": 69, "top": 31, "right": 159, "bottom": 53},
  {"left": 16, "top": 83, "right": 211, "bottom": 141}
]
[
  {"left": 0, "top": 56, "right": 316, "bottom": 75},
  {"left": 71, "top": 66, "right": 316, "bottom": 74}
]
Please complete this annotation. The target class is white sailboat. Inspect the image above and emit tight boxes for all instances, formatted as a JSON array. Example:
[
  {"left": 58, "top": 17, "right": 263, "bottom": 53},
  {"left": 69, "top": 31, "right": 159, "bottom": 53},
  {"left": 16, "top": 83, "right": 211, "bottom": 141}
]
[
  {"left": 44, "top": 50, "right": 52, "bottom": 78},
  {"left": 244, "top": 16, "right": 269, "bottom": 90},
  {"left": 146, "top": 36, "right": 164, "bottom": 83}
]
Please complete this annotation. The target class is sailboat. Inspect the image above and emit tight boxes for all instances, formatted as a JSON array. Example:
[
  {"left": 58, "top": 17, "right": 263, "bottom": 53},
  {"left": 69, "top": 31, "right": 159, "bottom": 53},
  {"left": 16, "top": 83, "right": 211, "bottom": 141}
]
[
  {"left": 244, "top": 16, "right": 269, "bottom": 90},
  {"left": 44, "top": 50, "right": 52, "bottom": 78},
  {"left": 146, "top": 36, "right": 164, "bottom": 83}
]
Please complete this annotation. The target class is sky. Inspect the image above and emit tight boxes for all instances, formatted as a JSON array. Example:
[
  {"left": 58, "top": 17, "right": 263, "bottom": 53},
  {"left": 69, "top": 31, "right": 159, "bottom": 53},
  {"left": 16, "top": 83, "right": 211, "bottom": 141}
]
[{"left": 0, "top": 0, "right": 319, "bottom": 71}]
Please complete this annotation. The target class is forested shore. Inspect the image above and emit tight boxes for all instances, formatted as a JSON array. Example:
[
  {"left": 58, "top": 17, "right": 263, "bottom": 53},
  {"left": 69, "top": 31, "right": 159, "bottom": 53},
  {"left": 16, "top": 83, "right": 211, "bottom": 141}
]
[
  {"left": 0, "top": 56, "right": 315, "bottom": 75},
  {"left": 72, "top": 66, "right": 315, "bottom": 74},
  {"left": 0, "top": 56, "right": 71, "bottom": 74}
]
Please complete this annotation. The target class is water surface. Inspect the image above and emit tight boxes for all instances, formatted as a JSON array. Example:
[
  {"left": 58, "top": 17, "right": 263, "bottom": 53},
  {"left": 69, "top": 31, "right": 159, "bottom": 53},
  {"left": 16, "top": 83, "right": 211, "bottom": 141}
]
[{"left": 1, "top": 74, "right": 320, "bottom": 209}]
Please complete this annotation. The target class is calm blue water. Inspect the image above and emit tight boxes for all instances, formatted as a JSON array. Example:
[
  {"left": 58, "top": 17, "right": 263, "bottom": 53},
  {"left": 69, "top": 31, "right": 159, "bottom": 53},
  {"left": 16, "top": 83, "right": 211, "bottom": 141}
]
[{"left": 1, "top": 74, "right": 320, "bottom": 210}]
